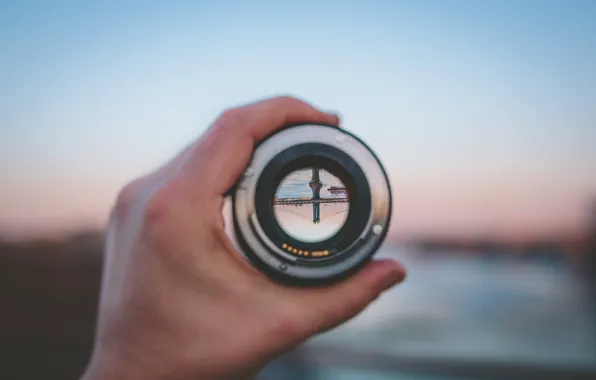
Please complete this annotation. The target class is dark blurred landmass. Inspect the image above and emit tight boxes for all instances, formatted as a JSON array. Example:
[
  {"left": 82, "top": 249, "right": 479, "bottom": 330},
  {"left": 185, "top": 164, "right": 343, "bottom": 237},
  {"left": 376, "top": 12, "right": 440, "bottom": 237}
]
[
  {"left": 1, "top": 218, "right": 595, "bottom": 379},
  {"left": 0, "top": 232, "right": 104, "bottom": 380},
  {"left": 398, "top": 232, "right": 591, "bottom": 267}
]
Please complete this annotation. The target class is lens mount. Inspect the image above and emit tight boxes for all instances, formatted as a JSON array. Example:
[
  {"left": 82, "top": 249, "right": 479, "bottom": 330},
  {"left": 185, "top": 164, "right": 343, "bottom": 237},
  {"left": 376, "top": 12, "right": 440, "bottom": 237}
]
[{"left": 232, "top": 124, "right": 392, "bottom": 285}]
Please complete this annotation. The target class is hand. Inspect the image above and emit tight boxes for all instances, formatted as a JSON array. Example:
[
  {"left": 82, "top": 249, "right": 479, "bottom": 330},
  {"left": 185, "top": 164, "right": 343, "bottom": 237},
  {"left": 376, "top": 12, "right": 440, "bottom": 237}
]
[{"left": 81, "top": 96, "right": 406, "bottom": 380}]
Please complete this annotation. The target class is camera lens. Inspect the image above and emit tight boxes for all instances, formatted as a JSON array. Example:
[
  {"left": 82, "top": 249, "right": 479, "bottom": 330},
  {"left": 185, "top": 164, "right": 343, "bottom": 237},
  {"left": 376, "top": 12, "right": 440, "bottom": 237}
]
[{"left": 232, "top": 124, "right": 391, "bottom": 285}]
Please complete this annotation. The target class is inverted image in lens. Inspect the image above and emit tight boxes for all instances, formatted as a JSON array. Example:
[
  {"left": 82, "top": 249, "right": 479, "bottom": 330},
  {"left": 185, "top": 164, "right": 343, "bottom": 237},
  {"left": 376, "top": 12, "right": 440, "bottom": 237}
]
[{"left": 273, "top": 167, "right": 349, "bottom": 243}]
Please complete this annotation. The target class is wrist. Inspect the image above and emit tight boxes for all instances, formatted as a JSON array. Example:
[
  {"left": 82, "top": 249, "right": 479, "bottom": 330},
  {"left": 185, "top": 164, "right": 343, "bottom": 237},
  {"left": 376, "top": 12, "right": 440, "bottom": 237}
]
[
  {"left": 81, "top": 343, "right": 263, "bottom": 380},
  {"left": 81, "top": 345, "right": 158, "bottom": 380}
]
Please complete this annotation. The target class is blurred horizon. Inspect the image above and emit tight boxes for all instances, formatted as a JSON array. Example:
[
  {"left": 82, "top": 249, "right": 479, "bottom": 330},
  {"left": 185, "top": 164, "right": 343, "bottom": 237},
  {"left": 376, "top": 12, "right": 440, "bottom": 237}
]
[{"left": 1, "top": 0, "right": 596, "bottom": 242}]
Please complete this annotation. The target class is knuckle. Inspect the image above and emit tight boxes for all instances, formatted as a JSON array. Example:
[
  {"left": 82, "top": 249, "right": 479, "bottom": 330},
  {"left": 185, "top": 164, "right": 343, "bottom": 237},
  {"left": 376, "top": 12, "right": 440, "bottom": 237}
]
[
  {"left": 211, "top": 107, "right": 247, "bottom": 136},
  {"left": 114, "top": 179, "right": 142, "bottom": 217},
  {"left": 273, "top": 95, "right": 300, "bottom": 107},
  {"left": 142, "top": 185, "right": 173, "bottom": 235},
  {"left": 217, "top": 106, "right": 245, "bottom": 125}
]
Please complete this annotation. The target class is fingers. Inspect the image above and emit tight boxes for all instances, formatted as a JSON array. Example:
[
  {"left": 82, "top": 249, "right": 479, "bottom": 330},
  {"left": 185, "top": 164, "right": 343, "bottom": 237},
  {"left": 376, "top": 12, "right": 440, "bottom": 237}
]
[
  {"left": 230, "top": 95, "right": 340, "bottom": 142},
  {"left": 185, "top": 95, "right": 340, "bottom": 195},
  {"left": 301, "top": 259, "right": 406, "bottom": 335}
]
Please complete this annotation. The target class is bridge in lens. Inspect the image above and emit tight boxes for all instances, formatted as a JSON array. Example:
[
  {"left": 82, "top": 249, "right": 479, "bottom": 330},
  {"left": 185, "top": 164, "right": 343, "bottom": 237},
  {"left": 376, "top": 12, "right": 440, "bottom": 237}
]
[{"left": 273, "top": 168, "right": 349, "bottom": 243}]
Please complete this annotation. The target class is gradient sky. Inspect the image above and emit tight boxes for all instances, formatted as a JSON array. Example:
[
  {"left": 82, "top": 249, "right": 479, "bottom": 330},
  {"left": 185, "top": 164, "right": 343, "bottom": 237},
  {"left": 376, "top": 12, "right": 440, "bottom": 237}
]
[{"left": 1, "top": 0, "right": 595, "bottom": 239}]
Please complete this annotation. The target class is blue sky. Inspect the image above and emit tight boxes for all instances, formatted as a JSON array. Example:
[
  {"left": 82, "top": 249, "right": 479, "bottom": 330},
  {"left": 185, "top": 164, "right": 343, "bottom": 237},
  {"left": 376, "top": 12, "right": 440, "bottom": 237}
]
[{"left": 1, "top": 0, "right": 595, "bottom": 238}]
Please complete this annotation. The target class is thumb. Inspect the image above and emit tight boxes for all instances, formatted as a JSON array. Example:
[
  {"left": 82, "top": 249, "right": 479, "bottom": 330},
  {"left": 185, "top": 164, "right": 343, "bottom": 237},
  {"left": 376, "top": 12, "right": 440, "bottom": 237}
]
[{"left": 302, "top": 259, "right": 406, "bottom": 335}]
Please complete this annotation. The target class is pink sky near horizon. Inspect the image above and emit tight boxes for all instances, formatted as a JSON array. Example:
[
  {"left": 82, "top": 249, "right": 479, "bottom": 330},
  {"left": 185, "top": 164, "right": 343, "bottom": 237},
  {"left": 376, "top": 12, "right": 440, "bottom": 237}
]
[
  {"left": 0, "top": 169, "right": 592, "bottom": 241},
  {"left": 1, "top": 2, "right": 595, "bottom": 241}
]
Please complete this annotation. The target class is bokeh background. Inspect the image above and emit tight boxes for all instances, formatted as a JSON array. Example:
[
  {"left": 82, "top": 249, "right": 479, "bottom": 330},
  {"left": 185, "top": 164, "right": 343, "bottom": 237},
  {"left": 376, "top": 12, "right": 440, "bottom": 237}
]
[{"left": 1, "top": 1, "right": 595, "bottom": 379}]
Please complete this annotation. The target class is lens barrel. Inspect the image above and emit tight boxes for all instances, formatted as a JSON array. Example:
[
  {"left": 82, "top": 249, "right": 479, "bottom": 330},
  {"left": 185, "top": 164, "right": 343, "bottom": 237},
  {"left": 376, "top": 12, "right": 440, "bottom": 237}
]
[{"left": 232, "top": 124, "right": 392, "bottom": 285}]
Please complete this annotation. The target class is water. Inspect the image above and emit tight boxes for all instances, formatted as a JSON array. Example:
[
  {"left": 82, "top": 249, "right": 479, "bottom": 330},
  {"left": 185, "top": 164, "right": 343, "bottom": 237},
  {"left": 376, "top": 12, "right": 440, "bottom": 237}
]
[
  {"left": 314, "top": 248, "right": 596, "bottom": 364},
  {"left": 261, "top": 247, "right": 596, "bottom": 378}
]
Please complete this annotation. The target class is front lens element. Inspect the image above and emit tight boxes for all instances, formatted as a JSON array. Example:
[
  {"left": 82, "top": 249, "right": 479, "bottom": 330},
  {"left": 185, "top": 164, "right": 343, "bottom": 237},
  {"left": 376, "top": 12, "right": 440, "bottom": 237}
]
[{"left": 273, "top": 167, "right": 349, "bottom": 244}]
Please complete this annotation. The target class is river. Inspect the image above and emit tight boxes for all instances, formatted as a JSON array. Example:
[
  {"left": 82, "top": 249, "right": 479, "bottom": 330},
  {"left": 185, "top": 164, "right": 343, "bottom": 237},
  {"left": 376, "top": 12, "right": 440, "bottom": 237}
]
[{"left": 261, "top": 247, "right": 596, "bottom": 379}]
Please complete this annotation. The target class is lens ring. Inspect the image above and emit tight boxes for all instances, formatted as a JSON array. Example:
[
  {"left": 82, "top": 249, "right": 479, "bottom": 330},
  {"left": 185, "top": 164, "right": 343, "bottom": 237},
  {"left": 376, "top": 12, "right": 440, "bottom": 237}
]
[
  {"left": 232, "top": 124, "right": 392, "bottom": 285},
  {"left": 255, "top": 143, "right": 371, "bottom": 260}
]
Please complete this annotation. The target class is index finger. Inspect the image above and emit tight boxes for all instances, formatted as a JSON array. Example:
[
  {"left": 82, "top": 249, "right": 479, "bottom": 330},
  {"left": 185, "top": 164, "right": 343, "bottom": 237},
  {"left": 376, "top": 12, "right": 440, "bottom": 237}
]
[{"left": 188, "top": 95, "right": 340, "bottom": 195}]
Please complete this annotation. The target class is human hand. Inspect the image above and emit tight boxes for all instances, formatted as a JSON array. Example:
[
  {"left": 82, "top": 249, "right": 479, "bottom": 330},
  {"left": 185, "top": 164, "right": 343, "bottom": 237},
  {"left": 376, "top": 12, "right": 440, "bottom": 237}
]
[{"left": 81, "top": 96, "right": 406, "bottom": 380}]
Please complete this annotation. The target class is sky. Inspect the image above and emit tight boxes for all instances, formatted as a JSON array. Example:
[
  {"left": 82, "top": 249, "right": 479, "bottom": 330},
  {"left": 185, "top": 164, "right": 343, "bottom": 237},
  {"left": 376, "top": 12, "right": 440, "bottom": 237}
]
[{"left": 1, "top": 0, "right": 595, "bottom": 239}]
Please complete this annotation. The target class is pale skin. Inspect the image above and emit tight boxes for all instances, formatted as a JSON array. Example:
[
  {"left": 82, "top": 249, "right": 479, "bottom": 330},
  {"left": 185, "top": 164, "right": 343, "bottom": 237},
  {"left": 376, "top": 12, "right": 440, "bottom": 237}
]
[{"left": 81, "top": 96, "right": 407, "bottom": 380}]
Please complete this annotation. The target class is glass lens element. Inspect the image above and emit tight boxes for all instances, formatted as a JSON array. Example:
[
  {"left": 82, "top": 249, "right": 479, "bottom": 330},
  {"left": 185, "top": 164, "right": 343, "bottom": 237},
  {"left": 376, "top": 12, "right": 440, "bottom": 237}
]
[{"left": 273, "top": 168, "right": 349, "bottom": 243}]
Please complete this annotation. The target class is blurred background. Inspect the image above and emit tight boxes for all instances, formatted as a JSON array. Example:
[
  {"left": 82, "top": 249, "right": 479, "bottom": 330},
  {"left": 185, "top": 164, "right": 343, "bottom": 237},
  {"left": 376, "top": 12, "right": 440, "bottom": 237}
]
[{"left": 1, "top": 1, "right": 595, "bottom": 379}]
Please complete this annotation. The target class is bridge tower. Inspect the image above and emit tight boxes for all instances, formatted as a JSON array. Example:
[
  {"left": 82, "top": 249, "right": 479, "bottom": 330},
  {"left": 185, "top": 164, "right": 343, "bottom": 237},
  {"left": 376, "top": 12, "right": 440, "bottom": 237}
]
[{"left": 308, "top": 168, "right": 322, "bottom": 223}]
